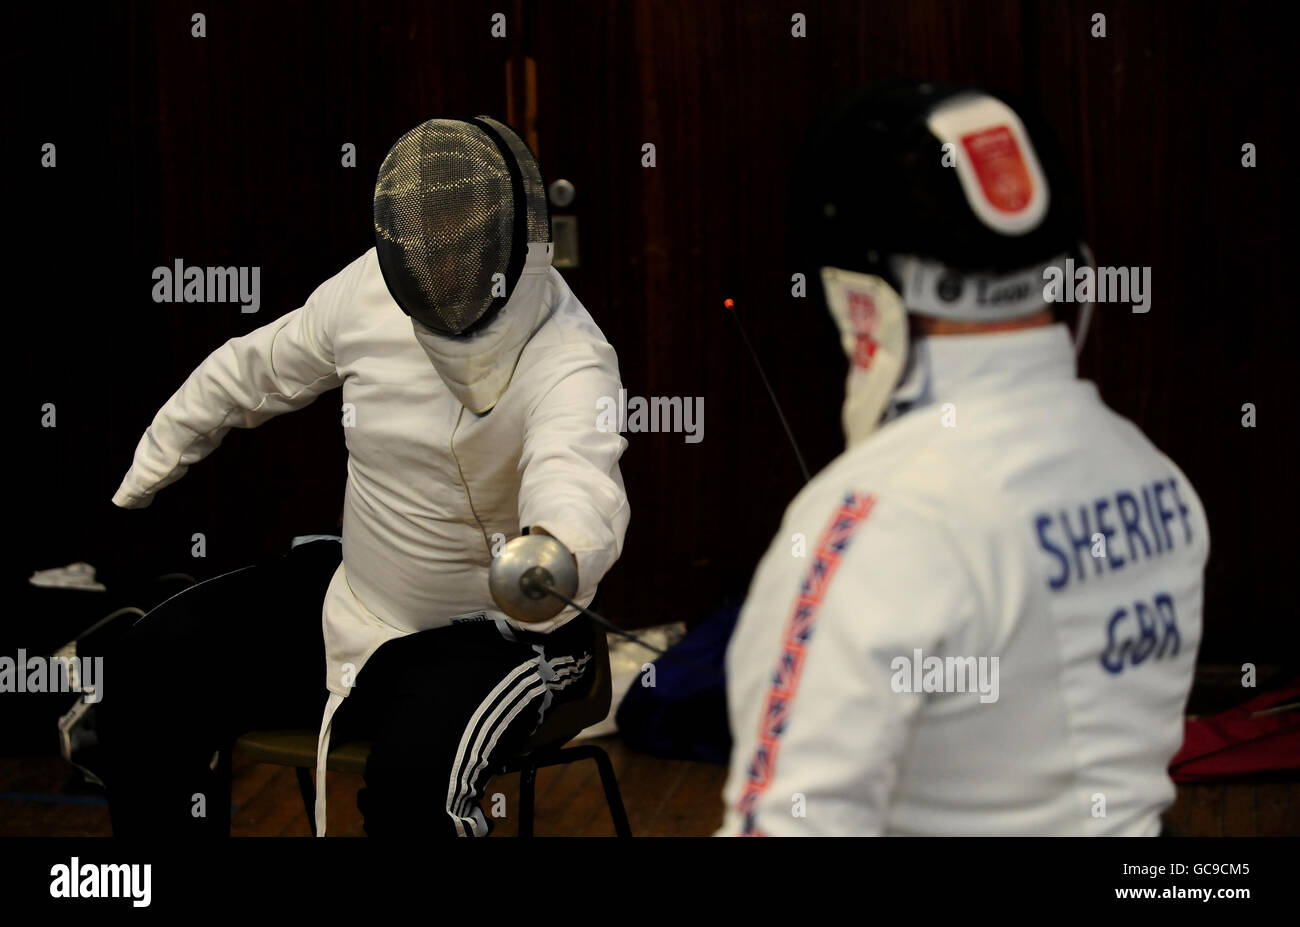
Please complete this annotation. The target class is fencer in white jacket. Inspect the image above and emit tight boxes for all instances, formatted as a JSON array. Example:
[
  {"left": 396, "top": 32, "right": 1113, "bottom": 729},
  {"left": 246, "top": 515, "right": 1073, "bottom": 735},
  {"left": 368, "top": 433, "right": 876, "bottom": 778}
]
[
  {"left": 719, "top": 323, "right": 1207, "bottom": 836},
  {"left": 113, "top": 242, "right": 630, "bottom": 835},
  {"left": 719, "top": 82, "right": 1207, "bottom": 837}
]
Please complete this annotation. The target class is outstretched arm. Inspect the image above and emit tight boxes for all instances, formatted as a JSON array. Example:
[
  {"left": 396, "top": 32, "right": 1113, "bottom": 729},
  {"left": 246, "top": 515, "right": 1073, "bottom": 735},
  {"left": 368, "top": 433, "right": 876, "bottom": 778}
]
[
  {"left": 112, "top": 254, "right": 367, "bottom": 508},
  {"left": 516, "top": 339, "right": 630, "bottom": 605}
]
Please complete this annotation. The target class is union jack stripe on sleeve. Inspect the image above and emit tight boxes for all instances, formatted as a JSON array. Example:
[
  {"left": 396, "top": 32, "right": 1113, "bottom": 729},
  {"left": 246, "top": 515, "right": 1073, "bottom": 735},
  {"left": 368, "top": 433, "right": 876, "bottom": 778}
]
[{"left": 736, "top": 492, "right": 878, "bottom": 836}]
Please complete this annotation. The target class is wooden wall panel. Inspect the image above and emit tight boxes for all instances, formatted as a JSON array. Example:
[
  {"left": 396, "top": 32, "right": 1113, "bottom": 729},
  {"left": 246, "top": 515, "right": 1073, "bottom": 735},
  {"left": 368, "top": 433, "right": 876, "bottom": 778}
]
[
  {"left": 7, "top": 1, "right": 1290, "bottom": 666},
  {"left": 529, "top": 0, "right": 1294, "bottom": 664}
]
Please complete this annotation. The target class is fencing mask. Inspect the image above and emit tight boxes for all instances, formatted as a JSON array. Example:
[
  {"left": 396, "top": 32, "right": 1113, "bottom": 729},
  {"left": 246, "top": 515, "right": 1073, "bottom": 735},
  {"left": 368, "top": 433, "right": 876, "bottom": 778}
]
[
  {"left": 374, "top": 116, "right": 553, "bottom": 412},
  {"left": 374, "top": 116, "right": 550, "bottom": 335},
  {"left": 792, "top": 80, "right": 1091, "bottom": 446}
]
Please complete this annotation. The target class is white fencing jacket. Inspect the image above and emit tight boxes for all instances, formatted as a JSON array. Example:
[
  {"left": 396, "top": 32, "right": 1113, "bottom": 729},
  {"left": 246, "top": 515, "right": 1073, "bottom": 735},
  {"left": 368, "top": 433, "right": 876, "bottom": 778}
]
[
  {"left": 113, "top": 247, "right": 630, "bottom": 834},
  {"left": 719, "top": 324, "right": 1207, "bottom": 836}
]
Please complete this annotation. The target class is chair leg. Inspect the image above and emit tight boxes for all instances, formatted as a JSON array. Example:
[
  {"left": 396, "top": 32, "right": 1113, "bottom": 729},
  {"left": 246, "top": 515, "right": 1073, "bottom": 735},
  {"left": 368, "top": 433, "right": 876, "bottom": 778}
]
[
  {"left": 518, "top": 762, "right": 537, "bottom": 837},
  {"left": 554, "top": 744, "right": 632, "bottom": 837},
  {"left": 588, "top": 746, "right": 632, "bottom": 838},
  {"left": 295, "top": 766, "right": 317, "bottom": 837}
]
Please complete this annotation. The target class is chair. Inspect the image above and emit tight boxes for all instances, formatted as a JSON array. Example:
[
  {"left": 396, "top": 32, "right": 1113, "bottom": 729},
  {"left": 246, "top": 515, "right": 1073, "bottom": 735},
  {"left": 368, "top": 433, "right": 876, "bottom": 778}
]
[{"left": 233, "top": 629, "right": 632, "bottom": 837}]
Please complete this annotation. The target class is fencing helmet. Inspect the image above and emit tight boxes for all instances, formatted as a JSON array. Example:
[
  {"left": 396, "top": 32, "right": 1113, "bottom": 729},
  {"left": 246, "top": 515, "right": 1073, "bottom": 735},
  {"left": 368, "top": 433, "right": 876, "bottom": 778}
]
[
  {"left": 374, "top": 116, "right": 554, "bottom": 412},
  {"left": 791, "top": 80, "right": 1091, "bottom": 445}
]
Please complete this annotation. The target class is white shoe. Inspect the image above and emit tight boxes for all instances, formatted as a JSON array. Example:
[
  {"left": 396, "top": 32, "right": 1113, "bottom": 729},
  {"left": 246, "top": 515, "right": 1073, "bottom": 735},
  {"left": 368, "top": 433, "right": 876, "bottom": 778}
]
[{"left": 29, "top": 562, "right": 106, "bottom": 592}]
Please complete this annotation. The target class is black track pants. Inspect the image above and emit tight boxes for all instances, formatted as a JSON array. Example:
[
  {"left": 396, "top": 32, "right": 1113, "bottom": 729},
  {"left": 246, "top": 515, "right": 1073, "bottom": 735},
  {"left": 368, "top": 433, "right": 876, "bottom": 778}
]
[{"left": 95, "top": 539, "right": 596, "bottom": 837}]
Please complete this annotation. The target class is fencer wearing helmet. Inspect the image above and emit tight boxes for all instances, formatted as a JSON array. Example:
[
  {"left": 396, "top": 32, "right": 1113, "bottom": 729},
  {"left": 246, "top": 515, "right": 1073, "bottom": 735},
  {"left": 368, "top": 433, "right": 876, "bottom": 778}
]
[
  {"left": 104, "top": 117, "right": 629, "bottom": 837},
  {"left": 719, "top": 81, "right": 1207, "bottom": 836}
]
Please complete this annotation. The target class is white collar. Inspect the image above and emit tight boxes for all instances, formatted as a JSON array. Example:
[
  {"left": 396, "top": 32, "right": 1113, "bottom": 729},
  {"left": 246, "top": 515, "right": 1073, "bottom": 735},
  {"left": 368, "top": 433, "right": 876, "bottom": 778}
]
[
  {"left": 411, "top": 244, "right": 554, "bottom": 414},
  {"left": 890, "top": 323, "right": 1077, "bottom": 417}
]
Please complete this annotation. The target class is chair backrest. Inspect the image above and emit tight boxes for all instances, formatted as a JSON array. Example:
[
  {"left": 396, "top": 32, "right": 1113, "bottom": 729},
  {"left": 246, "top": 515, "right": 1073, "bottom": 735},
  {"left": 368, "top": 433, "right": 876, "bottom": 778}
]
[{"left": 523, "top": 625, "right": 612, "bottom": 751}]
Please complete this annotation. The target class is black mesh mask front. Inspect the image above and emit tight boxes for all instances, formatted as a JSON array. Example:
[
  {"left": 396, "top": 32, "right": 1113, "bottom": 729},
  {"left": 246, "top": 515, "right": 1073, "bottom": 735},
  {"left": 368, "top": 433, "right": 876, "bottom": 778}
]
[{"left": 373, "top": 117, "right": 550, "bottom": 336}]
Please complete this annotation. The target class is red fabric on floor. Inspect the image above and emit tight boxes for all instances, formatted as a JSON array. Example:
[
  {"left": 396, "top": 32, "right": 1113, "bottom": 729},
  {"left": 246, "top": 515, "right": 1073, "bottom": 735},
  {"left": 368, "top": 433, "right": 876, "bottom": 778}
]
[{"left": 1170, "top": 680, "right": 1300, "bottom": 782}]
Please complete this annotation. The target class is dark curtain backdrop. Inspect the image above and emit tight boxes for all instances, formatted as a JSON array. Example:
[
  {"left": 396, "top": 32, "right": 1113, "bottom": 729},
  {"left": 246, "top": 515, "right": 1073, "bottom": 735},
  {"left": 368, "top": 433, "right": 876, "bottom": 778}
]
[{"left": 7, "top": 1, "right": 1293, "bottom": 665}]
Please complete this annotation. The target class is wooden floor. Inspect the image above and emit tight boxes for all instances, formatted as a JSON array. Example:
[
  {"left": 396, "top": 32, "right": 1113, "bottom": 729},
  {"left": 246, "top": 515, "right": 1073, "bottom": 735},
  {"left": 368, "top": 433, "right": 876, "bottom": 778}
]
[
  {"left": 230, "top": 737, "right": 728, "bottom": 837},
  {"left": 0, "top": 737, "right": 727, "bottom": 837},
  {"left": 1, "top": 738, "right": 1295, "bottom": 836}
]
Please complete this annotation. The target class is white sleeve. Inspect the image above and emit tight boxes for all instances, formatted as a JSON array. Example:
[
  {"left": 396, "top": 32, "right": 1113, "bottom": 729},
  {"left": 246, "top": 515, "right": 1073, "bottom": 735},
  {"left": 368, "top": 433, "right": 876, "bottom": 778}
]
[
  {"left": 111, "top": 254, "right": 366, "bottom": 508},
  {"left": 719, "top": 493, "right": 980, "bottom": 836},
  {"left": 516, "top": 339, "right": 630, "bottom": 601}
]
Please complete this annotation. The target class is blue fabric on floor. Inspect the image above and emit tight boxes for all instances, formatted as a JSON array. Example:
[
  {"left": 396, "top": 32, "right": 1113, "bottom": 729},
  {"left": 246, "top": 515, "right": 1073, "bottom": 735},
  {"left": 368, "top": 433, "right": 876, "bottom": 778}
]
[{"left": 614, "top": 604, "right": 739, "bottom": 765}]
